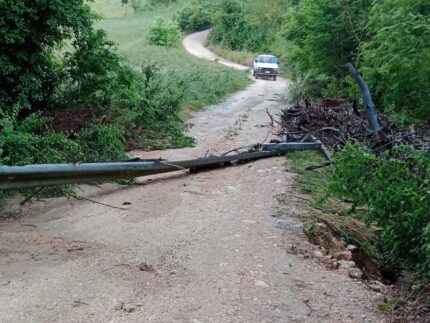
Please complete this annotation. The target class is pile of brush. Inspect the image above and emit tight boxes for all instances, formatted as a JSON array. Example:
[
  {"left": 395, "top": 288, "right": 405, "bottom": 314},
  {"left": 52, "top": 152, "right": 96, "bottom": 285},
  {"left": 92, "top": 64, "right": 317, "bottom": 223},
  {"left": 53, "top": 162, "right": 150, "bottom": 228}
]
[{"left": 280, "top": 98, "right": 429, "bottom": 151}]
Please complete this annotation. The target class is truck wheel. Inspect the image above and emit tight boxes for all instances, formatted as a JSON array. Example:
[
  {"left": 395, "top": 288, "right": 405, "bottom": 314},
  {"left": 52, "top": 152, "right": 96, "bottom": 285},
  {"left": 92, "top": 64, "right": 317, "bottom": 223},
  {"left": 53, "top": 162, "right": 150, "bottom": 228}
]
[
  {"left": 273, "top": 75, "right": 277, "bottom": 81},
  {"left": 255, "top": 73, "right": 258, "bottom": 79}
]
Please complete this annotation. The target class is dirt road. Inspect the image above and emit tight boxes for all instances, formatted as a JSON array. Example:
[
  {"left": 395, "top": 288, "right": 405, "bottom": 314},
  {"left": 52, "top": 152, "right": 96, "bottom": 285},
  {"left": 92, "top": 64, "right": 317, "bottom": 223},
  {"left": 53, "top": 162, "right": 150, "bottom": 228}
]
[
  {"left": 0, "top": 32, "right": 384, "bottom": 322},
  {"left": 183, "top": 30, "right": 248, "bottom": 71}
]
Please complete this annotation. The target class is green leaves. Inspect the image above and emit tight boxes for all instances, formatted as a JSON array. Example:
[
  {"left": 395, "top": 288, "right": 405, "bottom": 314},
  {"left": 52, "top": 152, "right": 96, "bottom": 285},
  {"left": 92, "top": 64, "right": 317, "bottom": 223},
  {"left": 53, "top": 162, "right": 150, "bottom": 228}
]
[
  {"left": 147, "top": 17, "right": 181, "bottom": 47},
  {"left": 0, "top": 0, "right": 94, "bottom": 112},
  {"left": 362, "top": 0, "right": 430, "bottom": 122},
  {"left": 329, "top": 143, "right": 430, "bottom": 277},
  {"left": 282, "top": 0, "right": 373, "bottom": 94},
  {"left": 176, "top": 0, "right": 212, "bottom": 32}
]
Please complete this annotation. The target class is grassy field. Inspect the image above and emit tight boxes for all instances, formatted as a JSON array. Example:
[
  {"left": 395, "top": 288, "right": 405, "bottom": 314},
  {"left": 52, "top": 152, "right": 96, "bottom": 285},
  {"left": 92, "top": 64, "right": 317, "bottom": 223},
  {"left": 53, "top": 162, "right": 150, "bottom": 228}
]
[{"left": 92, "top": 0, "right": 249, "bottom": 114}]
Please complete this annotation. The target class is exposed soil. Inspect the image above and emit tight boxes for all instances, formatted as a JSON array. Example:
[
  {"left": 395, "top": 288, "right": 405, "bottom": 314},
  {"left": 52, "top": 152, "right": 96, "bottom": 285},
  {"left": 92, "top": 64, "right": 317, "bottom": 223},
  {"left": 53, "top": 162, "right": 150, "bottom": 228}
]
[
  {"left": 42, "top": 107, "right": 96, "bottom": 135},
  {"left": 0, "top": 31, "right": 385, "bottom": 322}
]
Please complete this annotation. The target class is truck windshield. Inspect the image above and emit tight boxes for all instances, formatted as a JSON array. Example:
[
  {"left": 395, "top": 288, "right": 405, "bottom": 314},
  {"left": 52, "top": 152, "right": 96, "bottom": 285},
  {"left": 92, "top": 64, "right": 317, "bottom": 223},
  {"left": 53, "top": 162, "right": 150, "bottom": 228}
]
[{"left": 257, "top": 56, "right": 277, "bottom": 64}]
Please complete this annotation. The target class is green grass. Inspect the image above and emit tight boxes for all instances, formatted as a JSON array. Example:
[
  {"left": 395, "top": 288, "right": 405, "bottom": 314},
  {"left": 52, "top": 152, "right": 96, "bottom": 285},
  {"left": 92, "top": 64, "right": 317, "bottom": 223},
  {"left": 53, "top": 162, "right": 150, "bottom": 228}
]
[
  {"left": 286, "top": 150, "right": 330, "bottom": 196},
  {"left": 93, "top": 0, "right": 249, "bottom": 113}
]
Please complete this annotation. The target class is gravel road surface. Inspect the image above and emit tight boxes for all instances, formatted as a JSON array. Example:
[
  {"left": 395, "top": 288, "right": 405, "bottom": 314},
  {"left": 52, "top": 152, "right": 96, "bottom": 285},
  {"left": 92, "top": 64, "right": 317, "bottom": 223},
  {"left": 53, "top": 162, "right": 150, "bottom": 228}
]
[{"left": 0, "top": 31, "right": 384, "bottom": 323}]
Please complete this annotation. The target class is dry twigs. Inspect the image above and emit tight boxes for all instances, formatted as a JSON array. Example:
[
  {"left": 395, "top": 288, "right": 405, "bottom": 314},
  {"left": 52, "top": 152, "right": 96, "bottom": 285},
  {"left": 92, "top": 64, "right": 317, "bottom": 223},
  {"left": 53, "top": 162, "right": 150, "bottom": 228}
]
[{"left": 280, "top": 98, "right": 429, "bottom": 150}]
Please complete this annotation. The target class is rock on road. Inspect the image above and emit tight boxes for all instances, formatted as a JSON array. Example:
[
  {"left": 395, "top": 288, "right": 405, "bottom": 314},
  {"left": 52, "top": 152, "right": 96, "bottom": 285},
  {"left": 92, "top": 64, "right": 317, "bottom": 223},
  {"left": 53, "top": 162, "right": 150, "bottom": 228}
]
[{"left": 0, "top": 31, "right": 384, "bottom": 323}]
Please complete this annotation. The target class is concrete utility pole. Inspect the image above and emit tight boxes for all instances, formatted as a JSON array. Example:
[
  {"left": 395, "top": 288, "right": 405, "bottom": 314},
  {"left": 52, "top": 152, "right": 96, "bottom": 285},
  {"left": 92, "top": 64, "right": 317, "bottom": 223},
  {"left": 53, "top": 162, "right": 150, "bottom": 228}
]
[
  {"left": 346, "top": 63, "right": 381, "bottom": 135},
  {"left": 0, "top": 143, "right": 323, "bottom": 190}
]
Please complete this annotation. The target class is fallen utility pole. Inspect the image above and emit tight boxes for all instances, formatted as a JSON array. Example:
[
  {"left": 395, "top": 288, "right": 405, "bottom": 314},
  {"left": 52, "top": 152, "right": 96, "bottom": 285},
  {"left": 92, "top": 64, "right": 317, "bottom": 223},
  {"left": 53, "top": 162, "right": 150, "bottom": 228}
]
[{"left": 0, "top": 143, "right": 322, "bottom": 190}]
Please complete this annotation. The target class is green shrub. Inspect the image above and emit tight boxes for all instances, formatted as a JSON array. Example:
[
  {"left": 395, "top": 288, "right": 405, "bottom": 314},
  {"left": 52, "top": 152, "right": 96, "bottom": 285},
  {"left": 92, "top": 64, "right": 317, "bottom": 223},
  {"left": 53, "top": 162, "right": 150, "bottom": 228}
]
[
  {"left": 129, "top": 0, "right": 144, "bottom": 12},
  {"left": 77, "top": 123, "right": 126, "bottom": 162},
  {"left": 176, "top": 1, "right": 212, "bottom": 32},
  {"left": 329, "top": 143, "right": 430, "bottom": 277},
  {"left": 208, "top": 0, "right": 287, "bottom": 52},
  {"left": 0, "top": 0, "right": 94, "bottom": 114},
  {"left": 57, "top": 29, "right": 134, "bottom": 110},
  {"left": 147, "top": 0, "right": 177, "bottom": 7},
  {"left": 147, "top": 17, "right": 181, "bottom": 47},
  {"left": 208, "top": 0, "right": 250, "bottom": 51},
  {"left": 281, "top": 0, "right": 372, "bottom": 95},
  {"left": 0, "top": 114, "right": 82, "bottom": 166},
  {"left": 137, "top": 64, "right": 194, "bottom": 148},
  {"left": 362, "top": 0, "right": 430, "bottom": 122}
]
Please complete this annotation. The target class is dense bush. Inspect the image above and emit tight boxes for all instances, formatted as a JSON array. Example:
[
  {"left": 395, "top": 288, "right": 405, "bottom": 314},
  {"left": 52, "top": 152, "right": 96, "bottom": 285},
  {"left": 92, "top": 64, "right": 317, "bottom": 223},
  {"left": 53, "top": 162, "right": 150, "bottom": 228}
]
[
  {"left": 57, "top": 29, "right": 134, "bottom": 109},
  {"left": 76, "top": 123, "right": 126, "bottom": 162},
  {"left": 362, "top": 0, "right": 430, "bottom": 122},
  {"left": 124, "top": 64, "right": 193, "bottom": 149},
  {"left": 148, "top": 0, "right": 177, "bottom": 6},
  {"left": 208, "top": 0, "right": 287, "bottom": 52},
  {"left": 208, "top": 0, "right": 250, "bottom": 50},
  {"left": 0, "top": 0, "right": 94, "bottom": 113},
  {"left": 0, "top": 114, "right": 81, "bottom": 166},
  {"left": 128, "top": 0, "right": 144, "bottom": 12},
  {"left": 176, "top": 0, "right": 212, "bottom": 32},
  {"left": 208, "top": 0, "right": 429, "bottom": 123},
  {"left": 0, "top": 0, "right": 199, "bottom": 206},
  {"left": 0, "top": 1, "right": 192, "bottom": 164},
  {"left": 329, "top": 143, "right": 430, "bottom": 277},
  {"left": 281, "top": 0, "right": 372, "bottom": 95},
  {"left": 147, "top": 17, "right": 181, "bottom": 46}
]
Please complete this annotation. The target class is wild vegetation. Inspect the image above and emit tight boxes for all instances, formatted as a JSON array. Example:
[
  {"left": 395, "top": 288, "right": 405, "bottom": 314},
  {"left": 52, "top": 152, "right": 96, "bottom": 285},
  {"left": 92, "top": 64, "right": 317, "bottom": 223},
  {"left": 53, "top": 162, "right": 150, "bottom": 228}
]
[
  {"left": 196, "top": 0, "right": 430, "bottom": 123},
  {"left": 0, "top": 0, "right": 248, "bottom": 202},
  {"left": 330, "top": 144, "right": 430, "bottom": 278},
  {"left": 96, "top": 0, "right": 248, "bottom": 115},
  {"left": 192, "top": 0, "right": 430, "bottom": 289}
]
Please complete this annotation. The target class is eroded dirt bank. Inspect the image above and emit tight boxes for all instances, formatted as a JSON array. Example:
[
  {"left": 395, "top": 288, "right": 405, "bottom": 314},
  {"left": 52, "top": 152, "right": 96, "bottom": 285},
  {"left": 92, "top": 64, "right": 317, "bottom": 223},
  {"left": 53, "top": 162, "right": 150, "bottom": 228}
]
[{"left": 0, "top": 31, "right": 384, "bottom": 322}]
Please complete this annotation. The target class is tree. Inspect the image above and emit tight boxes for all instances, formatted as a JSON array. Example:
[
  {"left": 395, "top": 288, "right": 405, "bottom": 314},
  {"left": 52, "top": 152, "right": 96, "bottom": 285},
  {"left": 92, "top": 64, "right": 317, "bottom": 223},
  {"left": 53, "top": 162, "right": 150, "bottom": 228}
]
[
  {"left": 0, "top": 0, "right": 94, "bottom": 115},
  {"left": 282, "top": 0, "right": 372, "bottom": 80},
  {"left": 147, "top": 18, "right": 181, "bottom": 47},
  {"left": 209, "top": 0, "right": 249, "bottom": 50},
  {"left": 362, "top": 0, "right": 430, "bottom": 121}
]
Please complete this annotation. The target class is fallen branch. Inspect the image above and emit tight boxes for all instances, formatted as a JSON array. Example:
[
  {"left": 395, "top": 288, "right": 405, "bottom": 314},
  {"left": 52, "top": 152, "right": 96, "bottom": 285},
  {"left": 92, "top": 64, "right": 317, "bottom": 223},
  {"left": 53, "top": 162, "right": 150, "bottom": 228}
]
[
  {"left": 68, "top": 192, "right": 127, "bottom": 211},
  {"left": 20, "top": 187, "right": 44, "bottom": 205},
  {"left": 305, "top": 162, "right": 332, "bottom": 171},
  {"left": 266, "top": 108, "right": 281, "bottom": 127}
]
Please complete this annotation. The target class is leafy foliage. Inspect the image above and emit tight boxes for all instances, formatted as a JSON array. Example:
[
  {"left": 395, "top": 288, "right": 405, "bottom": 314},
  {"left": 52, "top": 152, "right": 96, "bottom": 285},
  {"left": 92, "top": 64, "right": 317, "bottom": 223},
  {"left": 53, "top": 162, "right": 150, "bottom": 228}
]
[
  {"left": 0, "top": 114, "right": 81, "bottom": 166},
  {"left": 361, "top": 0, "right": 430, "bottom": 121},
  {"left": 209, "top": 0, "right": 429, "bottom": 122},
  {"left": 208, "top": 0, "right": 288, "bottom": 52},
  {"left": 0, "top": 0, "right": 94, "bottom": 113},
  {"left": 329, "top": 143, "right": 430, "bottom": 277},
  {"left": 76, "top": 123, "right": 126, "bottom": 162},
  {"left": 208, "top": 0, "right": 249, "bottom": 50},
  {"left": 147, "top": 17, "right": 181, "bottom": 46},
  {"left": 176, "top": 0, "right": 212, "bottom": 32},
  {"left": 282, "top": 0, "right": 372, "bottom": 95},
  {"left": 57, "top": 29, "right": 133, "bottom": 109},
  {"left": 129, "top": 0, "right": 144, "bottom": 12}
]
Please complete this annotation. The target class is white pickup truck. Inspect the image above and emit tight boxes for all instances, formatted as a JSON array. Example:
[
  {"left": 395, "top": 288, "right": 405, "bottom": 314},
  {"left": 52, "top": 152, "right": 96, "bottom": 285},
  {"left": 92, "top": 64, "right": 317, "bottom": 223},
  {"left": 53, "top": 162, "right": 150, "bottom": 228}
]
[{"left": 252, "top": 54, "right": 279, "bottom": 81}]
